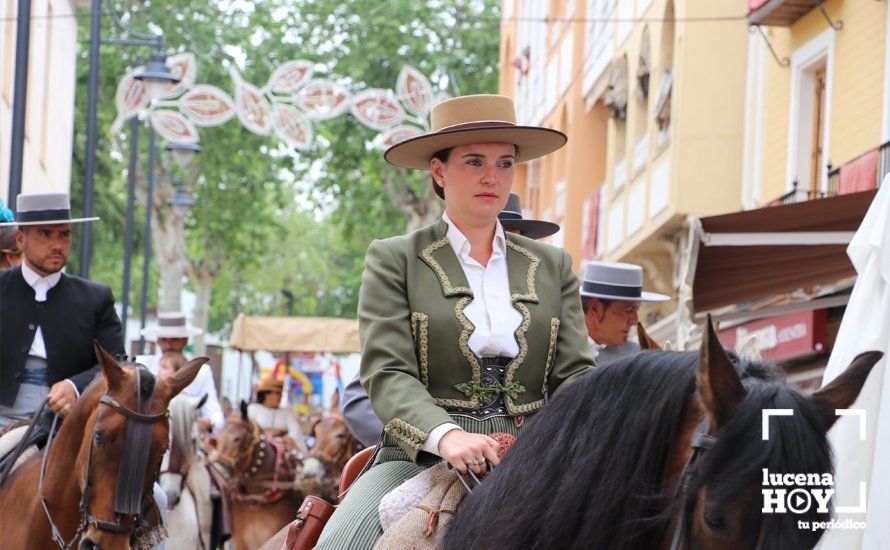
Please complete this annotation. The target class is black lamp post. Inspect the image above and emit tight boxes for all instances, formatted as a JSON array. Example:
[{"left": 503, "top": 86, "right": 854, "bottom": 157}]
[{"left": 168, "top": 177, "right": 197, "bottom": 217}]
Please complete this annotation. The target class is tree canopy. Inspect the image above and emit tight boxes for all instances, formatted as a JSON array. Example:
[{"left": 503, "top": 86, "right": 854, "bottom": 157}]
[{"left": 69, "top": 0, "right": 501, "bottom": 335}]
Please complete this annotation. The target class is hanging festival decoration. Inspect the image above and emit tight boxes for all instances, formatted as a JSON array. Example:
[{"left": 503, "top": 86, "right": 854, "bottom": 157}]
[
  {"left": 161, "top": 53, "right": 198, "bottom": 100},
  {"left": 350, "top": 89, "right": 406, "bottom": 131},
  {"left": 110, "top": 70, "right": 149, "bottom": 135},
  {"left": 177, "top": 85, "right": 236, "bottom": 126},
  {"left": 297, "top": 79, "right": 351, "bottom": 120},
  {"left": 113, "top": 56, "right": 447, "bottom": 153},
  {"left": 265, "top": 60, "right": 315, "bottom": 95},
  {"left": 273, "top": 104, "right": 313, "bottom": 150},
  {"left": 149, "top": 110, "right": 200, "bottom": 144},
  {"left": 376, "top": 125, "right": 424, "bottom": 150},
  {"left": 396, "top": 65, "right": 434, "bottom": 117}
]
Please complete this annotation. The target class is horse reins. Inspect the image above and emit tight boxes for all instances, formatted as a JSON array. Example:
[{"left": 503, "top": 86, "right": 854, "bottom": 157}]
[{"left": 39, "top": 367, "right": 170, "bottom": 549}]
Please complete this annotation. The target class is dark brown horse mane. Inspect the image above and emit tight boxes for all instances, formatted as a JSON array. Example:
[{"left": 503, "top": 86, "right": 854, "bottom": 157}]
[{"left": 442, "top": 351, "right": 835, "bottom": 550}]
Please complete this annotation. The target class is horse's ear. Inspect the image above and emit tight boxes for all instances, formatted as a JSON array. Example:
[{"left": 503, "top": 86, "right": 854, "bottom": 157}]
[
  {"left": 697, "top": 315, "right": 746, "bottom": 429},
  {"left": 810, "top": 351, "right": 883, "bottom": 433},
  {"left": 636, "top": 323, "right": 661, "bottom": 351},
  {"left": 240, "top": 400, "right": 249, "bottom": 421},
  {"left": 329, "top": 389, "right": 341, "bottom": 415},
  {"left": 164, "top": 357, "right": 209, "bottom": 399},
  {"left": 94, "top": 340, "right": 125, "bottom": 391}
]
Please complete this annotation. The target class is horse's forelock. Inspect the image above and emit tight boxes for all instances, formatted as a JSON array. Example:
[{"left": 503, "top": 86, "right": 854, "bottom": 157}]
[{"left": 691, "top": 364, "right": 834, "bottom": 549}]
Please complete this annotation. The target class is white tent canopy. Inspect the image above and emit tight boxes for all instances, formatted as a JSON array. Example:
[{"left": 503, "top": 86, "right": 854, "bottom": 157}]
[{"left": 817, "top": 180, "right": 890, "bottom": 549}]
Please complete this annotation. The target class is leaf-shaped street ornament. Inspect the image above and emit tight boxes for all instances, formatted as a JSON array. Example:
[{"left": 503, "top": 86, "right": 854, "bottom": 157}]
[
  {"left": 149, "top": 110, "right": 200, "bottom": 144},
  {"left": 266, "top": 60, "right": 315, "bottom": 94},
  {"left": 179, "top": 85, "right": 236, "bottom": 127},
  {"left": 376, "top": 125, "right": 423, "bottom": 150},
  {"left": 114, "top": 68, "right": 148, "bottom": 117},
  {"left": 273, "top": 104, "right": 313, "bottom": 151},
  {"left": 297, "top": 80, "right": 351, "bottom": 120},
  {"left": 396, "top": 65, "right": 434, "bottom": 117},
  {"left": 162, "top": 53, "right": 197, "bottom": 100},
  {"left": 235, "top": 80, "right": 273, "bottom": 136},
  {"left": 111, "top": 67, "right": 148, "bottom": 135},
  {"left": 351, "top": 89, "right": 405, "bottom": 131}
]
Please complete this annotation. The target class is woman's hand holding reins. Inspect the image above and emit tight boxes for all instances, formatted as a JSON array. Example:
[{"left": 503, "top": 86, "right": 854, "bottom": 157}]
[{"left": 438, "top": 430, "right": 501, "bottom": 475}]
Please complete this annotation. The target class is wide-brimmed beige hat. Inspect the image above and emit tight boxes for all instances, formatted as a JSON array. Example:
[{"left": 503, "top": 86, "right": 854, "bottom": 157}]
[
  {"left": 140, "top": 312, "right": 204, "bottom": 339},
  {"left": 254, "top": 377, "right": 284, "bottom": 394},
  {"left": 384, "top": 94, "right": 567, "bottom": 171}
]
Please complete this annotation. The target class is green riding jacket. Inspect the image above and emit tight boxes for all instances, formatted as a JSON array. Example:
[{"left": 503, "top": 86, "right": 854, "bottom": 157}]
[{"left": 358, "top": 219, "right": 596, "bottom": 462}]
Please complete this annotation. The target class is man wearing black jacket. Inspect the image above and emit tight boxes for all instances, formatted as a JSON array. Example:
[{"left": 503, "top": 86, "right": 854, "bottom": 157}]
[{"left": 0, "top": 192, "right": 123, "bottom": 425}]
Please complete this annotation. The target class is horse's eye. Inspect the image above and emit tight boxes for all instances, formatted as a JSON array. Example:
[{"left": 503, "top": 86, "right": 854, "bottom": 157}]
[
  {"left": 703, "top": 511, "right": 726, "bottom": 531},
  {"left": 94, "top": 432, "right": 105, "bottom": 447}
]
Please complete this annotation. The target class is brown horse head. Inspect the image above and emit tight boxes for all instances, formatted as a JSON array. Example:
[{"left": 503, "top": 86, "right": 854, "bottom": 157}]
[
  {"left": 307, "top": 416, "right": 360, "bottom": 471},
  {"left": 78, "top": 343, "right": 207, "bottom": 549},
  {"left": 206, "top": 400, "right": 261, "bottom": 479},
  {"left": 672, "top": 316, "right": 882, "bottom": 549}
]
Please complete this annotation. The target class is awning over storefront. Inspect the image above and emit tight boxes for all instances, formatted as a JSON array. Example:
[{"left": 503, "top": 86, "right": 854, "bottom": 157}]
[
  {"left": 691, "top": 190, "right": 877, "bottom": 312},
  {"left": 748, "top": 0, "right": 821, "bottom": 27},
  {"left": 229, "top": 313, "right": 360, "bottom": 353}
]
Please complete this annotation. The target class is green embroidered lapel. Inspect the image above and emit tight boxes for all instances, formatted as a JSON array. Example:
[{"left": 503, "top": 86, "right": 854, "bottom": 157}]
[
  {"left": 418, "top": 220, "right": 473, "bottom": 298},
  {"left": 505, "top": 238, "right": 540, "bottom": 303}
]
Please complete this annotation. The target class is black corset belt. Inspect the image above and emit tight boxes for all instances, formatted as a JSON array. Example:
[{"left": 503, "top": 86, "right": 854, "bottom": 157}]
[{"left": 448, "top": 356, "right": 524, "bottom": 421}]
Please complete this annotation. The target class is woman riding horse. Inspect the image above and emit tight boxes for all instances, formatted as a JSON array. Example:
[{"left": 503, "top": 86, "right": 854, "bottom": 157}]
[{"left": 316, "top": 94, "right": 596, "bottom": 549}]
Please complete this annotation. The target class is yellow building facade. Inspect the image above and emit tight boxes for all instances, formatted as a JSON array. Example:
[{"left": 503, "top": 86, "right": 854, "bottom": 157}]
[
  {"left": 743, "top": 0, "right": 890, "bottom": 206},
  {"left": 499, "top": 0, "right": 749, "bottom": 325}
]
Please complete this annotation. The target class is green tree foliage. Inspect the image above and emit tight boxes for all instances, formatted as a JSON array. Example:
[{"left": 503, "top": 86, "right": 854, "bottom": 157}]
[{"left": 70, "top": 0, "right": 500, "bottom": 335}]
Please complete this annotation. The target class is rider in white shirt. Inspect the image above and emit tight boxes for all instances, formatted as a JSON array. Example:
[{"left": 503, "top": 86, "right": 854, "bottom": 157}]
[{"left": 137, "top": 312, "right": 225, "bottom": 432}]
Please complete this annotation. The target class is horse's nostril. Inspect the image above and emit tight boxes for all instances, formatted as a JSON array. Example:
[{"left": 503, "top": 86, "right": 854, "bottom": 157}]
[{"left": 78, "top": 537, "right": 98, "bottom": 550}]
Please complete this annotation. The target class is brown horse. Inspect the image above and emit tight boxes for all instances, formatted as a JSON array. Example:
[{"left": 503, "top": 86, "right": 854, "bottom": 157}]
[
  {"left": 0, "top": 343, "right": 207, "bottom": 550},
  {"left": 444, "top": 318, "right": 883, "bottom": 550},
  {"left": 208, "top": 402, "right": 305, "bottom": 550},
  {"left": 298, "top": 391, "right": 363, "bottom": 504}
]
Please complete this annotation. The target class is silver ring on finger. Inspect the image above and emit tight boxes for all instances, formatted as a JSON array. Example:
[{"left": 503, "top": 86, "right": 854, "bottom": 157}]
[{"left": 470, "top": 459, "right": 480, "bottom": 466}]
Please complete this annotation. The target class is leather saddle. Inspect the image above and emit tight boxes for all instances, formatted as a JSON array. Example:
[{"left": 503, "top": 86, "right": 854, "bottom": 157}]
[
  {"left": 0, "top": 410, "right": 55, "bottom": 484},
  {"left": 337, "top": 445, "right": 376, "bottom": 501}
]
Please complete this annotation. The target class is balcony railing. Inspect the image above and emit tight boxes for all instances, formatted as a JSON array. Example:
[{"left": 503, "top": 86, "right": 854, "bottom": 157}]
[{"left": 771, "top": 141, "right": 888, "bottom": 206}]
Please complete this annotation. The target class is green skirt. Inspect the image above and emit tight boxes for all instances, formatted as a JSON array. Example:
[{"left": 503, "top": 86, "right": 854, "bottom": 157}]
[{"left": 316, "top": 413, "right": 532, "bottom": 550}]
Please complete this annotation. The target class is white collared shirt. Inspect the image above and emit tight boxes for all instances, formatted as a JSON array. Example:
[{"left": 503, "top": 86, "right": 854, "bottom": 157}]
[
  {"left": 442, "top": 211, "right": 523, "bottom": 358},
  {"left": 424, "top": 212, "right": 523, "bottom": 455},
  {"left": 588, "top": 336, "right": 607, "bottom": 358},
  {"left": 139, "top": 353, "right": 227, "bottom": 431},
  {"left": 21, "top": 261, "right": 79, "bottom": 396},
  {"left": 21, "top": 261, "right": 62, "bottom": 359}
]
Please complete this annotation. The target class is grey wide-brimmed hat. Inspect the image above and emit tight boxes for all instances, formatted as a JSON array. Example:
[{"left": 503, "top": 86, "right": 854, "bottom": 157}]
[
  {"left": 579, "top": 261, "right": 670, "bottom": 302},
  {"left": 140, "top": 312, "right": 204, "bottom": 340},
  {"left": 0, "top": 192, "right": 100, "bottom": 227},
  {"left": 498, "top": 193, "right": 560, "bottom": 240}
]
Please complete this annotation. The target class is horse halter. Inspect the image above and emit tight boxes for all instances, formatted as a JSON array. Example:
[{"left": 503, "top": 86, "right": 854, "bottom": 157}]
[
  {"left": 667, "top": 418, "right": 717, "bottom": 550},
  {"left": 667, "top": 418, "right": 768, "bottom": 550},
  {"left": 39, "top": 366, "right": 169, "bottom": 549}
]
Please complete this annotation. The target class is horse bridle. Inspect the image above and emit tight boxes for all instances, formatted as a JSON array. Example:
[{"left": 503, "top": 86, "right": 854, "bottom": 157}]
[
  {"left": 39, "top": 367, "right": 169, "bottom": 549},
  {"left": 666, "top": 418, "right": 768, "bottom": 550}
]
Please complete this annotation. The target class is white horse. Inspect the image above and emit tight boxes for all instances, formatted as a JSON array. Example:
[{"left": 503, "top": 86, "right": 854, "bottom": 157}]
[{"left": 160, "top": 394, "right": 213, "bottom": 550}]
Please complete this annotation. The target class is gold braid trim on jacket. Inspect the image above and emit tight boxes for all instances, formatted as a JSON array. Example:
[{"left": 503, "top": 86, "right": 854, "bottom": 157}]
[{"left": 384, "top": 418, "right": 429, "bottom": 451}]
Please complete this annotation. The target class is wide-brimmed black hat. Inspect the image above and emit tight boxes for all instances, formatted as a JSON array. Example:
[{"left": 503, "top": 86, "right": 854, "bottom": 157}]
[
  {"left": 499, "top": 193, "right": 560, "bottom": 240},
  {"left": 0, "top": 192, "right": 99, "bottom": 227}
]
